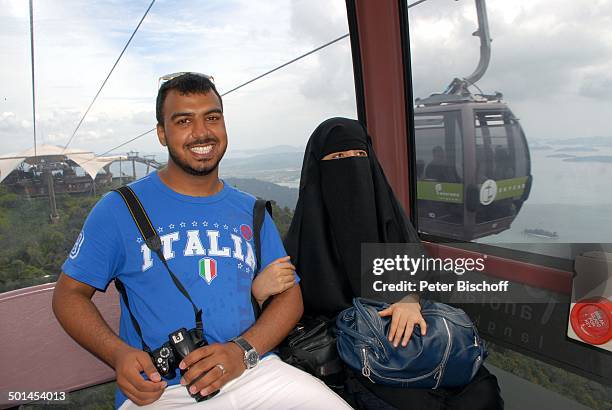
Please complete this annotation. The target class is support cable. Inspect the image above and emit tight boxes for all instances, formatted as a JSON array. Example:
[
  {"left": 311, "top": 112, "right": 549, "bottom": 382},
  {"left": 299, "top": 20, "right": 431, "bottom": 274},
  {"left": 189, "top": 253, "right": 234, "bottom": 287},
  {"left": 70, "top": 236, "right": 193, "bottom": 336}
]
[
  {"left": 408, "top": 0, "right": 431, "bottom": 8},
  {"left": 221, "top": 33, "right": 349, "bottom": 97},
  {"left": 29, "top": 0, "right": 37, "bottom": 158},
  {"left": 91, "top": 33, "right": 351, "bottom": 157},
  {"left": 88, "top": 0, "right": 429, "bottom": 158},
  {"left": 97, "top": 128, "right": 156, "bottom": 158},
  {"left": 62, "top": 0, "right": 156, "bottom": 153}
]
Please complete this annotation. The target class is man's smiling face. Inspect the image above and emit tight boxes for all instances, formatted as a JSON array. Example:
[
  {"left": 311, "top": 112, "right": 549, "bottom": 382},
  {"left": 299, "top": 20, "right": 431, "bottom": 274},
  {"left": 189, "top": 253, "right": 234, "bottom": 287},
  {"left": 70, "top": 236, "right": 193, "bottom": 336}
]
[{"left": 157, "top": 89, "right": 228, "bottom": 177}]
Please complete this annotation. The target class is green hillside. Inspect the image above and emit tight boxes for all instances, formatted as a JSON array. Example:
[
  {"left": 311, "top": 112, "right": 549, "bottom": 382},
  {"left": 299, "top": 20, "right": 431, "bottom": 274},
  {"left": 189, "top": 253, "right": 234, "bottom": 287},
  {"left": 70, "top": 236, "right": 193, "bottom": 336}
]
[
  {"left": 0, "top": 185, "right": 104, "bottom": 293},
  {"left": 0, "top": 181, "right": 295, "bottom": 293},
  {"left": 226, "top": 177, "right": 298, "bottom": 210},
  {"left": 487, "top": 343, "right": 611, "bottom": 409}
]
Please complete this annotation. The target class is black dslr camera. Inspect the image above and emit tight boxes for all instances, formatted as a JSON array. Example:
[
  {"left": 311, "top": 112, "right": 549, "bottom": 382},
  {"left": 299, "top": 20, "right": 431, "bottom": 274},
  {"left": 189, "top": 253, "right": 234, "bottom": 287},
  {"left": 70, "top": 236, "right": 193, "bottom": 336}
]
[{"left": 149, "top": 327, "right": 219, "bottom": 401}]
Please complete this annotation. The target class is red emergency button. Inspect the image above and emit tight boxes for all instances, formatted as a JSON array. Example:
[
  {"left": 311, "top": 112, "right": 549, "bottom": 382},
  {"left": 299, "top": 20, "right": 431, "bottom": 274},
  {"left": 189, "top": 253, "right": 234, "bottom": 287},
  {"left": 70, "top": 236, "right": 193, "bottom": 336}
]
[{"left": 570, "top": 298, "right": 612, "bottom": 345}]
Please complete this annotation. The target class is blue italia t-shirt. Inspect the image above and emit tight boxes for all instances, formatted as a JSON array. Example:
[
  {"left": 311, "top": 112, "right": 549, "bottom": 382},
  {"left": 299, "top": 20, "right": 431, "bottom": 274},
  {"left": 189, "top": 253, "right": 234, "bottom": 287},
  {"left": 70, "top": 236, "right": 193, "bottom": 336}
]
[{"left": 62, "top": 171, "right": 297, "bottom": 408}]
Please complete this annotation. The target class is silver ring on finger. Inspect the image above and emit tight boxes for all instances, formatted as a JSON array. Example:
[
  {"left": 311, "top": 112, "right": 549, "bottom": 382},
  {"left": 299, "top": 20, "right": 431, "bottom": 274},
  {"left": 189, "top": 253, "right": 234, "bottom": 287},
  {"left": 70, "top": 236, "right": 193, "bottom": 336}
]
[{"left": 216, "top": 363, "right": 225, "bottom": 375}]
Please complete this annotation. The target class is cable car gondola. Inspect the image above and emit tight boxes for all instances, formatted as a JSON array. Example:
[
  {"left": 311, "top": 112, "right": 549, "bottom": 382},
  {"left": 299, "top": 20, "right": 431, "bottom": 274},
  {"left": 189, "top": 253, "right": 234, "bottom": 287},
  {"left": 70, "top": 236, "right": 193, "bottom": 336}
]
[{"left": 414, "top": 0, "right": 532, "bottom": 241}]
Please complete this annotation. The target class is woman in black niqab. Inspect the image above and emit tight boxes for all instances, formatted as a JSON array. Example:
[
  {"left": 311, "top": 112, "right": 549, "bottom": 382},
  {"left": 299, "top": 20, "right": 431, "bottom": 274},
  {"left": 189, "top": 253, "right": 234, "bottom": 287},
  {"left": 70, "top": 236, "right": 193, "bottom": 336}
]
[
  {"left": 284, "top": 118, "right": 502, "bottom": 410},
  {"left": 285, "top": 117, "right": 427, "bottom": 343}
]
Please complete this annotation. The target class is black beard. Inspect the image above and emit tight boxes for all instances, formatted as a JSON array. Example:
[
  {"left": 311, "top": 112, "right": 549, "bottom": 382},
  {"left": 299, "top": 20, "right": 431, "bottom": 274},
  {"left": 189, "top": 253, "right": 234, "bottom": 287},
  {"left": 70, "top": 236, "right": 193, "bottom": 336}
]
[{"left": 167, "top": 146, "right": 220, "bottom": 176}]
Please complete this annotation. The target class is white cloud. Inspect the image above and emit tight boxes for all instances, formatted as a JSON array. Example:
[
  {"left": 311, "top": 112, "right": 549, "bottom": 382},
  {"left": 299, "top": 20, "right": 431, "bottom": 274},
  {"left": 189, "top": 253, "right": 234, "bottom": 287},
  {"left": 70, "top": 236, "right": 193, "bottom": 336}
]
[
  {"left": 2, "top": 0, "right": 610, "bottom": 158},
  {"left": 0, "top": 111, "right": 29, "bottom": 132},
  {"left": 1, "top": 0, "right": 358, "bottom": 156},
  {"left": 408, "top": 0, "right": 612, "bottom": 139}
]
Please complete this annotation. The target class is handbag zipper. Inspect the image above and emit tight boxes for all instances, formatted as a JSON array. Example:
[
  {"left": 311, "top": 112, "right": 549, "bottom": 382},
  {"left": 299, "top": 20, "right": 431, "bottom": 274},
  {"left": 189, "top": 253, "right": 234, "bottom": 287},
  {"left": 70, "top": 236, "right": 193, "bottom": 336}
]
[
  {"left": 361, "top": 318, "right": 451, "bottom": 386},
  {"left": 354, "top": 301, "right": 390, "bottom": 358},
  {"left": 433, "top": 318, "right": 452, "bottom": 389},
  {"left": 361, "top": 352, "right": 442, "bottom": 386},
  {"left": 366, "top": 358, "right": 443, "bottom": 384},
  {"left": 361, "top": 348, "right": 374, "bottom": 382}
]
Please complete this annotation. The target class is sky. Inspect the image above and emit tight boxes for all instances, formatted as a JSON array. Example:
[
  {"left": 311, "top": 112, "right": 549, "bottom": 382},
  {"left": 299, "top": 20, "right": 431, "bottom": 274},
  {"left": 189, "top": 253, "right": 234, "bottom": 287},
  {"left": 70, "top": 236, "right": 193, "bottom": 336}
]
[
  {"left": 1, "top": 0, "right": 611, "bottom": 158},
  {"left": 409, "top": 0, "right": 612, "bottom": 141},
  {"left": 0, "top": 0, "right": 355, "bottom": 156}
]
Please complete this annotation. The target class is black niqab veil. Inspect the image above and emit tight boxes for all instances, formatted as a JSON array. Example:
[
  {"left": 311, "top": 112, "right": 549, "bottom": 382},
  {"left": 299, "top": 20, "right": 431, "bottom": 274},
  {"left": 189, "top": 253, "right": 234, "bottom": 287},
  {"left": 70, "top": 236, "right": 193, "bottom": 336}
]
[
  {"left": 285, "top": 118, "right": 424, "bottom": 317},
  {"left": 285, "top": 119, "right": 503, "bottom": 409}
]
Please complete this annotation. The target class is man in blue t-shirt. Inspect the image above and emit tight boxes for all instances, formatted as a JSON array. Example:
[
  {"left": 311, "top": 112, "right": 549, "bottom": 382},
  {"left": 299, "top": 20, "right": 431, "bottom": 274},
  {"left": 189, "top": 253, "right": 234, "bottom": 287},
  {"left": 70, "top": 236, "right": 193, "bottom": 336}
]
[{"left": 52, "top": 73, "right": 351, "bottom": 409}]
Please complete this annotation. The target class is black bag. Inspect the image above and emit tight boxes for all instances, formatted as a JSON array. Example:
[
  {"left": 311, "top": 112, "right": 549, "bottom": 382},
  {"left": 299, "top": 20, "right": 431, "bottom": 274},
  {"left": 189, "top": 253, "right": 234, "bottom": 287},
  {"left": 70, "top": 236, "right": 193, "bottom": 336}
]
[
  {"left": 279, "top": 316, "right": 345, "bottom": 387},
  {"left": 254, "top": 199, "right": 345, "bottom": 386}
]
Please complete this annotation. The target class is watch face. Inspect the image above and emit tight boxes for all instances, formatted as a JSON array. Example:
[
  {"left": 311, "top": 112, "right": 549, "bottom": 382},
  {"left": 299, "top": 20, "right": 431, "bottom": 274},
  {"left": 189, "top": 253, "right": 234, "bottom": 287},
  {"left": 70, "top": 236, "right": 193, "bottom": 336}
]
[{"left": 246, "top": 350, "right": 259, "bottom": 368}]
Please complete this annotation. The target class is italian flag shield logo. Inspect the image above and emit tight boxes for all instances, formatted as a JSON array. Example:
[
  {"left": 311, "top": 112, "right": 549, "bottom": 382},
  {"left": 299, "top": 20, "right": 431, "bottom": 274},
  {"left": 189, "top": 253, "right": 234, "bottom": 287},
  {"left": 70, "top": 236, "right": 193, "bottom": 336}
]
[{"left": 199, "top": 257, "right": 217, "bottom": 284}]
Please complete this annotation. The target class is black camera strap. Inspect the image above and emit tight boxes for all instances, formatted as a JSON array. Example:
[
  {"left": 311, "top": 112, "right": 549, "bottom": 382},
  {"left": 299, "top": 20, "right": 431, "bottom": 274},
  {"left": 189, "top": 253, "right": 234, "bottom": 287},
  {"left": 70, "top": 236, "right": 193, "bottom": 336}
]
[
  {"left": 114, "top": 186, "right": 203, "bottom": 349},
  {"left": 113, "top": 186, "right": 271, "bottom": 349},
  {"left": 113, "top": 278, "right": 151, "bottom": 351}
]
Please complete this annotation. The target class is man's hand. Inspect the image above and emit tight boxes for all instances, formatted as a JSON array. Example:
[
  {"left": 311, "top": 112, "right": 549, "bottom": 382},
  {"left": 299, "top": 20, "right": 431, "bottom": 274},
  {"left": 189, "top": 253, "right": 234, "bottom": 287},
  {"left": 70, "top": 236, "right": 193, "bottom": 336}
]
[
  {"left": 53, "top": 274, "right": 166, "bottom": 405},
  {"left": 113, "top": 345, "right": 167, "bottom": 406},
  {"left": 178, "top": 342, "right": 246, "bottom": 397},
  {"left": 251, "top": 256, "right": 296, "bottom": 304},
  {"left": 379, "top": 302, "right": 427, "bottom": 347}
]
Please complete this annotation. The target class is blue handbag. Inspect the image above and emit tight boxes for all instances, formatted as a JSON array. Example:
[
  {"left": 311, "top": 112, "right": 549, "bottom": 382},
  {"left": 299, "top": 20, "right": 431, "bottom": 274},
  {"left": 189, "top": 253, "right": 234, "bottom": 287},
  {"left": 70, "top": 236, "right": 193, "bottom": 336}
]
[{"left": 336, "top": 298, "right": 487, "bottom": 389}]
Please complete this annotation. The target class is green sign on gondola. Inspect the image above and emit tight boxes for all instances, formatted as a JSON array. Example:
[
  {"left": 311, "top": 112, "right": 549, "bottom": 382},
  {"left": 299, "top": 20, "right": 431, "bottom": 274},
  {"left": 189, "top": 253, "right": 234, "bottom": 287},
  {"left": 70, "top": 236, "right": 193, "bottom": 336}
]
[
  {"left": 417, "top": 176, "right": 527, "bottom": 204},
  {"left": 417, "top": 181, "right": 464, "bottom": 203}
]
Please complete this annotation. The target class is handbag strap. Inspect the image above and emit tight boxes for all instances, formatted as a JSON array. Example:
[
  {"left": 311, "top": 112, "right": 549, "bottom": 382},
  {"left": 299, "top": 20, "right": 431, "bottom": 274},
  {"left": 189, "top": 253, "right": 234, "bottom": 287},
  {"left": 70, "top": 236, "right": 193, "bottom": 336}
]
[
  {"left": 252, "top": 199, "right": 273, "bottom": 318},
  {"left": 253, "top": 199, "right": 272, "bottom": 273}
]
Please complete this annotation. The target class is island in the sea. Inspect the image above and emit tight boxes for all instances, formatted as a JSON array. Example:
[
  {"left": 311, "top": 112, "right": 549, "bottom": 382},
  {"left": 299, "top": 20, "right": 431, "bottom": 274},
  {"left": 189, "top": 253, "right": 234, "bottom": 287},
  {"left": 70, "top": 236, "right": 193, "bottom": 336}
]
[
  {"left": 522, "top": 228, "right": 559, "bottom": 239},
  {"left": 562, "top": 155, "right": 612, "bottom": 163}
]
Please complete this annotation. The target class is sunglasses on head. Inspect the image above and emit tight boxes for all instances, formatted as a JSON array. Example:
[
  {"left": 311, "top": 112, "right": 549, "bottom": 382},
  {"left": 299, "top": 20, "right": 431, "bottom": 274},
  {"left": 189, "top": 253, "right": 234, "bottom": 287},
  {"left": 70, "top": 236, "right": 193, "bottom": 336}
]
[{"left": 158, "top": 72, "right": 215, "bottom": 89}]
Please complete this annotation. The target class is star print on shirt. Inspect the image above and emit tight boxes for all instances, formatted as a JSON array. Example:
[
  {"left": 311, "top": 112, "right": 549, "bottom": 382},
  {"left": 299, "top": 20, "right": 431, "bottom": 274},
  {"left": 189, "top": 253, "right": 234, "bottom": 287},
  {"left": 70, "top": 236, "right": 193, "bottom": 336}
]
[
  {"left": 192, "top": 221, "right": 198, "bottom": 227},
  {"left": 223, "top": 224, "right": 228, "bottom": 230},
  {"left": 214, "top": 223, "right": 219, "bottom": 228},
  {"left": 203, "top": 221, "right": 209, "bottom": 227},
  {"left": 233, "top": 227, "right": 238, "bottom": 233},
  {"left": 136, "top": 237, "right": 142, "bottom": 243},
  {"left": 169, "top": 224, "right": 175, "bottom": 229},
  {"left": 180, "top": 222, "right": 186, "bottom": 228},
  {"left": 157, "top": 227, "right": 163, "bottom": 233},
  {"left": 237, "top": 263, "right": 243, "bottom": 269}
]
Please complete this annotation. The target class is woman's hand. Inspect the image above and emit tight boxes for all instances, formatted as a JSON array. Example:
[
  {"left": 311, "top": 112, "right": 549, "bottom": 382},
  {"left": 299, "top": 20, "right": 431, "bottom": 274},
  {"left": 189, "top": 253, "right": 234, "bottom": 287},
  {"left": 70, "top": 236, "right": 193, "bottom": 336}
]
[
  {"left": 379, "top": 301, "right": 427, "bottom": 347},
  {"left": 251, "top": 256, "right": 296, "bottom": 305}
]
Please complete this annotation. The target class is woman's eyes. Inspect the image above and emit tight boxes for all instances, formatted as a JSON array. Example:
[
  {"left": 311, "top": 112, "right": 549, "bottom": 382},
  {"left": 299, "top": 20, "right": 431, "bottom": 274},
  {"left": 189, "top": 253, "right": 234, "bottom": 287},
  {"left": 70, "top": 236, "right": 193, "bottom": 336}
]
[{"left": 323, "top": 150, "right": 368, "bottom": 160}]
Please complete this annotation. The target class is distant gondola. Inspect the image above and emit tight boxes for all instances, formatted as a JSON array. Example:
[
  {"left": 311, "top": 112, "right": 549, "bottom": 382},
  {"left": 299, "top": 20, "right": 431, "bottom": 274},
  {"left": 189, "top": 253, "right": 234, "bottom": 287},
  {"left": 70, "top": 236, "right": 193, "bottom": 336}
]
[{"left": 414, "top": 0, "right": 532, "bottom": 240}]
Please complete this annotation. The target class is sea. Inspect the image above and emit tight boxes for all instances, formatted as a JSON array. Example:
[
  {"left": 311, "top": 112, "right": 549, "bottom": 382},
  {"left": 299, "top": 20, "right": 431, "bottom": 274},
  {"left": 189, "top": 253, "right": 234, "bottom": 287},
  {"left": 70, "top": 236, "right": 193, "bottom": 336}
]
[
  {"left": 105, "top": 143, "right": 612, "bottom": 259},
  {"left": 476, "top": 144, "right": 612, "bottom": 258}
]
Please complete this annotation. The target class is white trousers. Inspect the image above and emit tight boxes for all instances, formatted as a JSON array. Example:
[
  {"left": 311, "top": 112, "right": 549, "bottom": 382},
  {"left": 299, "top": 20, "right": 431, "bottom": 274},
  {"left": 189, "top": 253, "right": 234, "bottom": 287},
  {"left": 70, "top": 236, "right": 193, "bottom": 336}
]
[{"left": 119, "top": 355, "right": 353, "bottom": 410}]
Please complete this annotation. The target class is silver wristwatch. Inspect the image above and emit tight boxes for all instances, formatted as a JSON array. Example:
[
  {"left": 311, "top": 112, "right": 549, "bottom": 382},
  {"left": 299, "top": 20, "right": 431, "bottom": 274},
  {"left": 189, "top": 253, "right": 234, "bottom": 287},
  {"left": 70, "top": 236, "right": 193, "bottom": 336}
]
[{"left": 231, "top": 336, "right": 259, "bottom": 369}]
